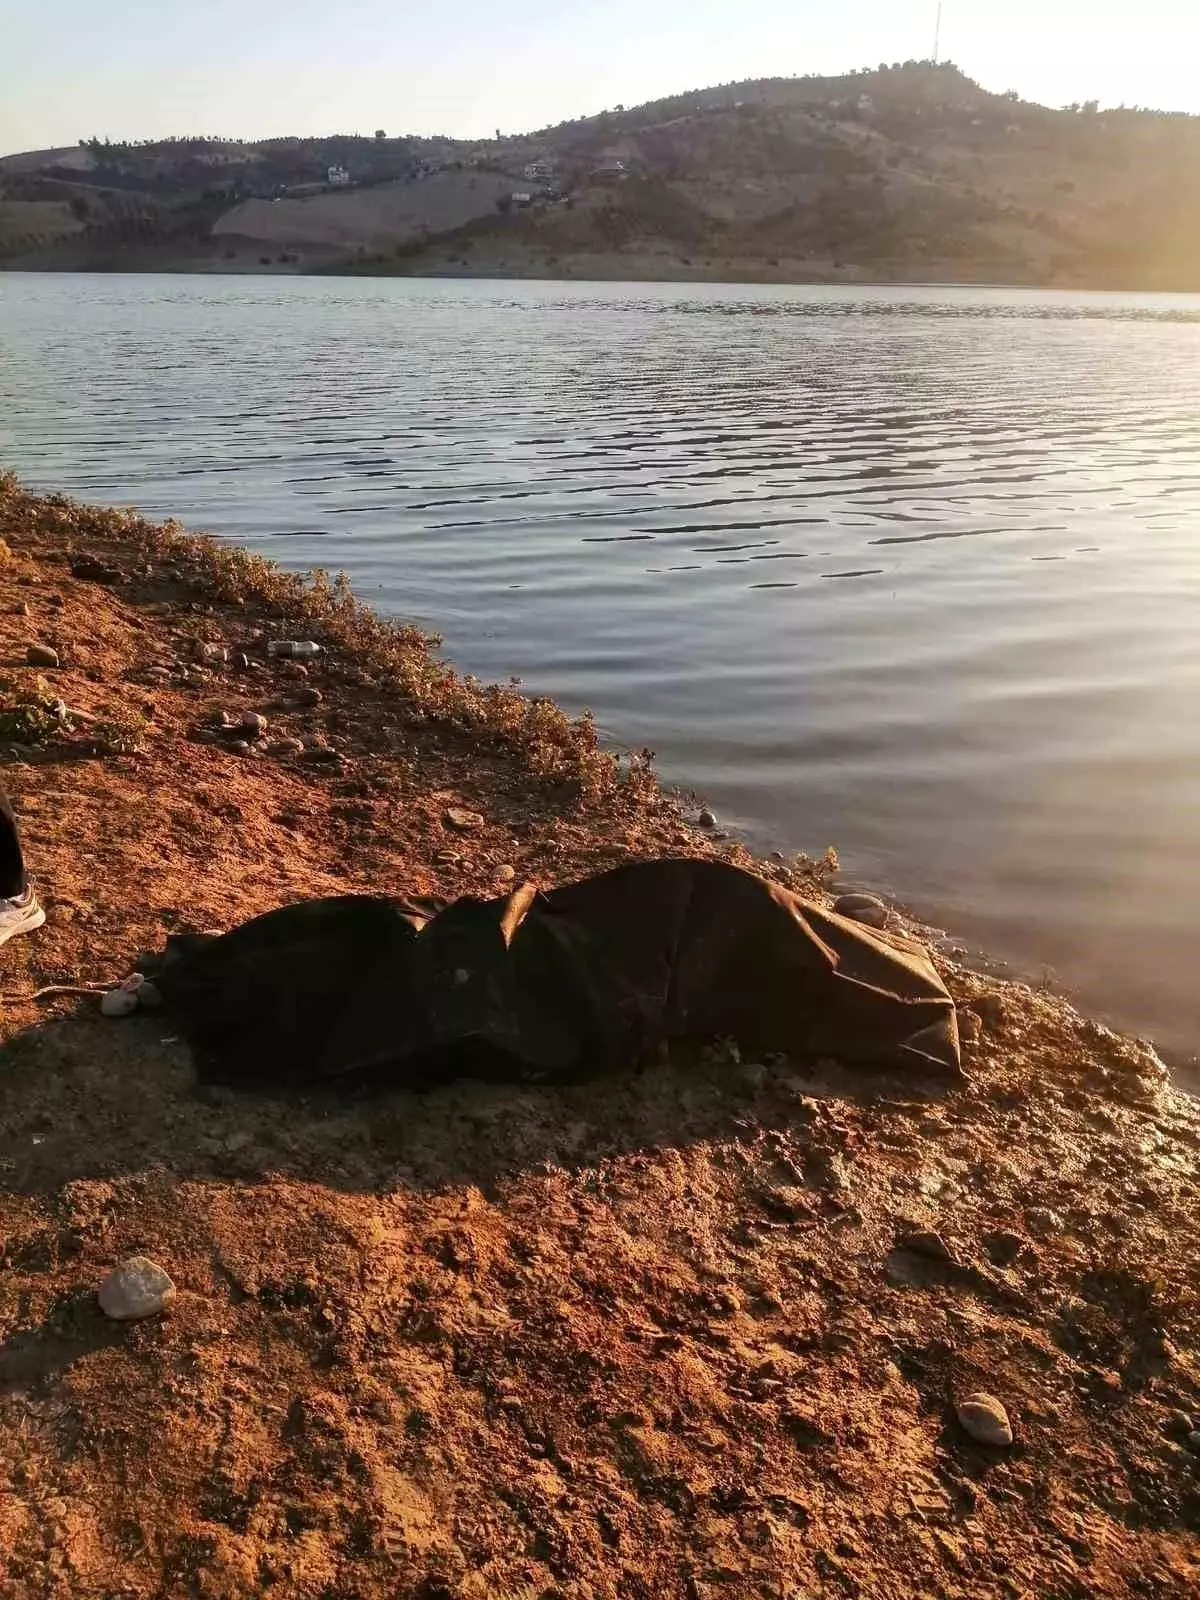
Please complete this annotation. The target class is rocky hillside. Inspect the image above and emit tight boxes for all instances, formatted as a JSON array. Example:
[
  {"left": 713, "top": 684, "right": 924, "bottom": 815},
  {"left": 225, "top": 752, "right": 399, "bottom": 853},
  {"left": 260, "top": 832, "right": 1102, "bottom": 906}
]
[
  {"left": 1, "top": 477, "right": 1199, "bottom": 1598},
  {"left": 3, "top": 62, "right": 1199, "bottom": 287}
]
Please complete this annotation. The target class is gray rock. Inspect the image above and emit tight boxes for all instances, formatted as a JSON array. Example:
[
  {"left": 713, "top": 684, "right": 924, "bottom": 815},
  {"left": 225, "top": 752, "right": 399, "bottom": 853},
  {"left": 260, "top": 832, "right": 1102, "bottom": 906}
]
[
  {"left": 26, "top": 644, "right": 59, "bottom": 668},
  {"left": 444, "top": 807, "right": 485, "bottom": 832},
  {"left": 834, "top": 893, "right": 888, "bottom": 929},
  {"left": 956, "top": 1393, "right": 1013, "bottom": 1447},
  {"left": 1187, "top": 1432, "right": 1200, "bottom": 1455},
  {"left": 240, "top": 712, "right": 268, "bottom": 739},
  {"left": 98, "top": 1256, "right": 176, "bottom": 1321},
  {"left": 697, "top": 808, "right": 718, "bottom": 829}
]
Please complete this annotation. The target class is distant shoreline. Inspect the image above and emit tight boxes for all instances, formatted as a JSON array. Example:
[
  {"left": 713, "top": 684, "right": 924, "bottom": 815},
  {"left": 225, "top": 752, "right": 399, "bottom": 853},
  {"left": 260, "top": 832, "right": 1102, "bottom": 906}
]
[{"left": 5, "top": 260, "right": 1200, "bottom": 296}]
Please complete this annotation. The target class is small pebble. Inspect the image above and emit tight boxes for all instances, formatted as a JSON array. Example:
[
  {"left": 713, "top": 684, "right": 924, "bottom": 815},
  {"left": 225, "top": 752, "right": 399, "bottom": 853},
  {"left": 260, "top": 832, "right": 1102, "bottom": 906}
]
[
  {"left": 240, "top": 712, "right": 268, "bottom": 739},
  {"left": 293, "top": 687, "right": 323, "bottom": 707},
  {"left": 228, "top": 739, "right": 252, "bottom": 756},
  {"left": 98, "top": 1256, "right": 176, "bottom": 1321},
  {"left": 834, "top": 893, "right": 888, "bottom": 929},
  {"left": 26, "top": 644, "right": 59, "bottom": 668},
  {"left": 697, "top": 808, "right": 718, "bottom": 829},
  {"left": 956, "top": 1393, "right": 1013, "bottom": 1447},
  {"left": 495, "top": 864, "right": 516, "bottom": 882},
  {"left": 269, "top": 737, "right": 306, "bottom": 757},
  {"left": 100, "top": 988, "right": 139, "bottom": 1018}
]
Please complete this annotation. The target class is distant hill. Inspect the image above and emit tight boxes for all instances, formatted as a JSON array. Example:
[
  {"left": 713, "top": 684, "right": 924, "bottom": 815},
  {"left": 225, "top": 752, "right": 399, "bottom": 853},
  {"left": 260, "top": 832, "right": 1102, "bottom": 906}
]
[{"left": 3, "top": 62, "right": 1199, "bottom": 289}]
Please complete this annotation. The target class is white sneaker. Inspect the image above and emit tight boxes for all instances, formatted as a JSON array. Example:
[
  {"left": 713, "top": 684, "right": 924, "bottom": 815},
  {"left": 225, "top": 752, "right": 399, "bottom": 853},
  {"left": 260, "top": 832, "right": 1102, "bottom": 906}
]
[{"left": 0, "top": 887, "right": 46, "bottom": 948}]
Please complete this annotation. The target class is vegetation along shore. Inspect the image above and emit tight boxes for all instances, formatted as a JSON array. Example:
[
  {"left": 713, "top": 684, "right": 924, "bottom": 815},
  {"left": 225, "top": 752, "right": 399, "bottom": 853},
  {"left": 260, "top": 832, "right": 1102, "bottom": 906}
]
[{"left": 1, "top": 472, "right": 1198, "bottom": 1598}]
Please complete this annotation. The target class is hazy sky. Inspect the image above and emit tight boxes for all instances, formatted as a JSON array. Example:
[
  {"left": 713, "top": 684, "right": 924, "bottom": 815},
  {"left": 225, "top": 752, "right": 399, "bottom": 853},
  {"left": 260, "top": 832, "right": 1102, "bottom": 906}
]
[{"left": 4, "top": 0, "right": 1198, "bottom": 154}]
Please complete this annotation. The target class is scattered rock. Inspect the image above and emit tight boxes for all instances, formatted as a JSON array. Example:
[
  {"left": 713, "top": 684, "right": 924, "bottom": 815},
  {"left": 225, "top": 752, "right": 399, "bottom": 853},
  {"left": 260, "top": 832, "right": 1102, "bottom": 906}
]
[
  {"left": 444, "top": 807, "right": 485, "bottom": 833},
  {"left": 957, "top": 1008, "right": 983, "bottom": 1046},
  {"left": 956, "top": 1393, "right": 1013, "bottom": 1447},
  {"left": 240, "top": 712, "right": 268, "bottom": 740},
  {"left": 71, "top": 558, "right": 122, "bottom": 585},
  {"left": 269, "top": 737, "right": 306, "bottom": 757},
  {"left": 25, "top": 644, "right": 59, "bottom": 668},
  {"left": 100, "top": 988, "right": 139, "bottom": 1018},
  {"left": 901, "top": 1229, "right": 957, "bottom": 1264},
  {"left": 98, "top": 1256, "right": 176, "bottom": 1321},
  {"left": 834, "top": 893, "right": 888, "bottom": 928},
  {"left": 1187, "top": 1432, "right": 1200, "bottom": 1454},
  {"left": 495, "top": 864, "right": 516, "bottom": 882},
  {"left": 970, "top": 992, "right": 1007, "bottom": 1030},
  {"left": 138, "top": 981, "right": 163, "bottom": 1010},
  {"left": 228, "top": 740, "right": 252, "bottom": 756},
  {"left": 697, "top": 809, "right": 718, "bottom": 829},
  {"left": 293, "top": 687, "right": 323, "bottom": 707}
]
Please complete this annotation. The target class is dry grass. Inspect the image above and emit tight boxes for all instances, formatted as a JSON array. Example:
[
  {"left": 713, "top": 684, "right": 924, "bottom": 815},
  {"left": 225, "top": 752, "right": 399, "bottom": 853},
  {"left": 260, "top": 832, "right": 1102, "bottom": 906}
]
[{"left": 1, "top": 473, "right": 655, "bottom": 803}]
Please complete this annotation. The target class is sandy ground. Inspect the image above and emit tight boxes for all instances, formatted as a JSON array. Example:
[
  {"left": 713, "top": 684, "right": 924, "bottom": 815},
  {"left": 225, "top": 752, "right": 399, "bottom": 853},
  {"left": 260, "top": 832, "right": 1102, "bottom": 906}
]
[{"left": 1, "top": 482, "right": 1199, "bottom": 1598}]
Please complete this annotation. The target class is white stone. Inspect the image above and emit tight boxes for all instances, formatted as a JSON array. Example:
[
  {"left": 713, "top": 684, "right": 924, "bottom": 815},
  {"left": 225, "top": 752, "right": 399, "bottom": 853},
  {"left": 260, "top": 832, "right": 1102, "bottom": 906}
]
[
  {"left": 956, "top": 1393, "right": 1013, "bottom": 1447},
  {"left": 98, "top": 1256, "right": 176, "bottom": 1320}
]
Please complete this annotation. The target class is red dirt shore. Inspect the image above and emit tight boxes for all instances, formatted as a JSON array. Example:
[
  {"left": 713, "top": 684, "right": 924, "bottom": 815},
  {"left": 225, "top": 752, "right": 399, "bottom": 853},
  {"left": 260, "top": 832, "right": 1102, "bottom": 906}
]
[{"left": 1, "top": 479, "right": 1198, "bottom": 1600}]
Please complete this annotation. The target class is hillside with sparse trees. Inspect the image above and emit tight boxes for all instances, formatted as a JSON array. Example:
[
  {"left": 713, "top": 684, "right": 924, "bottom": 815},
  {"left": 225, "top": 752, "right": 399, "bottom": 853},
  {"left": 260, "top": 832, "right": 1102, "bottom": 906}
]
[{"left": 2, "top": 62, "right": 1199, "bottom": 288}]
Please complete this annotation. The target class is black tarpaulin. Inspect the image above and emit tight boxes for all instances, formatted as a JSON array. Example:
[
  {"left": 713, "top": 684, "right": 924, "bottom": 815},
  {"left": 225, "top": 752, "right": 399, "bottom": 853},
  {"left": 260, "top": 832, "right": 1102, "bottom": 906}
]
[{"left": 147, "top": 858, "right": 961, "bottom": 1091}]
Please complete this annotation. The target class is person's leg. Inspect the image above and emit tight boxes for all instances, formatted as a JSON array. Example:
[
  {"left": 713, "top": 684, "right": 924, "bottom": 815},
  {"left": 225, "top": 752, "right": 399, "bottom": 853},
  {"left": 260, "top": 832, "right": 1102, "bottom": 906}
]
[
  {"left": 0, "top": 780, "right": 26, "bottom": 899},
  {"left": 0, "top": 780, "right": 44, "bottom": 945}
]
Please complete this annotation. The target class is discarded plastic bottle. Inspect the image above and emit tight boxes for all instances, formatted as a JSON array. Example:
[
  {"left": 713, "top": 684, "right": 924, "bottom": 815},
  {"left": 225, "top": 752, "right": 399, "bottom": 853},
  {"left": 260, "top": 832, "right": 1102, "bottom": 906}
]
[{"left": 267, "top": 640, "right": 324, "bottom": 659}]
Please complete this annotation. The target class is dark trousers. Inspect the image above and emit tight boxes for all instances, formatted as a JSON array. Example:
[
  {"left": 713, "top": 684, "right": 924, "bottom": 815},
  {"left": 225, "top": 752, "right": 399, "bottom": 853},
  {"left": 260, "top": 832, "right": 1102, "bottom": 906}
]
[{"left": 0, "top": 781, "right": 27, "bottom": 899}]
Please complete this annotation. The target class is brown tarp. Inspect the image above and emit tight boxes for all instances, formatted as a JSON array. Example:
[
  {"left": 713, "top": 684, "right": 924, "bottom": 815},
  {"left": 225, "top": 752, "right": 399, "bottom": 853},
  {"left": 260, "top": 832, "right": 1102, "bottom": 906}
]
[{"left": 148, "top": 857, "right": 961, "bottom": 1092}]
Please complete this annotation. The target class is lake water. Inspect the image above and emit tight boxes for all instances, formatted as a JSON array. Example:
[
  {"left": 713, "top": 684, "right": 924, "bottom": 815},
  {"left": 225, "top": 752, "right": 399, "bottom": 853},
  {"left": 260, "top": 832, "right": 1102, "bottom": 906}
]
[{"left": 3, "top": 273, "right": 1200, "bottom": 1066}]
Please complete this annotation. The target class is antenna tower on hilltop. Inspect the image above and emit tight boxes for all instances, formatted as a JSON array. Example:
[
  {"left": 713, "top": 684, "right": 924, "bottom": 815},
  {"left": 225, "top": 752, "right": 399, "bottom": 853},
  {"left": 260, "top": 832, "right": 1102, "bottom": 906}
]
[{"left": 933, "top": 2, "right": 943, "bottom": 62}]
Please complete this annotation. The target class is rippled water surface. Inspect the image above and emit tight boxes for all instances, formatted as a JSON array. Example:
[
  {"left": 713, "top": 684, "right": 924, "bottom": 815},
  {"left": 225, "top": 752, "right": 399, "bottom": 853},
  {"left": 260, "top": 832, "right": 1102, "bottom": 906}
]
[{"left": 3, "top": 273, "right": 1200, "bottom": 1062}]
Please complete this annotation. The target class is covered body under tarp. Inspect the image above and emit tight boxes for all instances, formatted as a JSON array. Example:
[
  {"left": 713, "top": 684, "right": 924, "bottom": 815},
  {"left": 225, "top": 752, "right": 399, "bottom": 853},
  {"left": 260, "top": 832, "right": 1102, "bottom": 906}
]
[{"left": 147, "top": 858, "right": 961, "bottom": 1091}]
